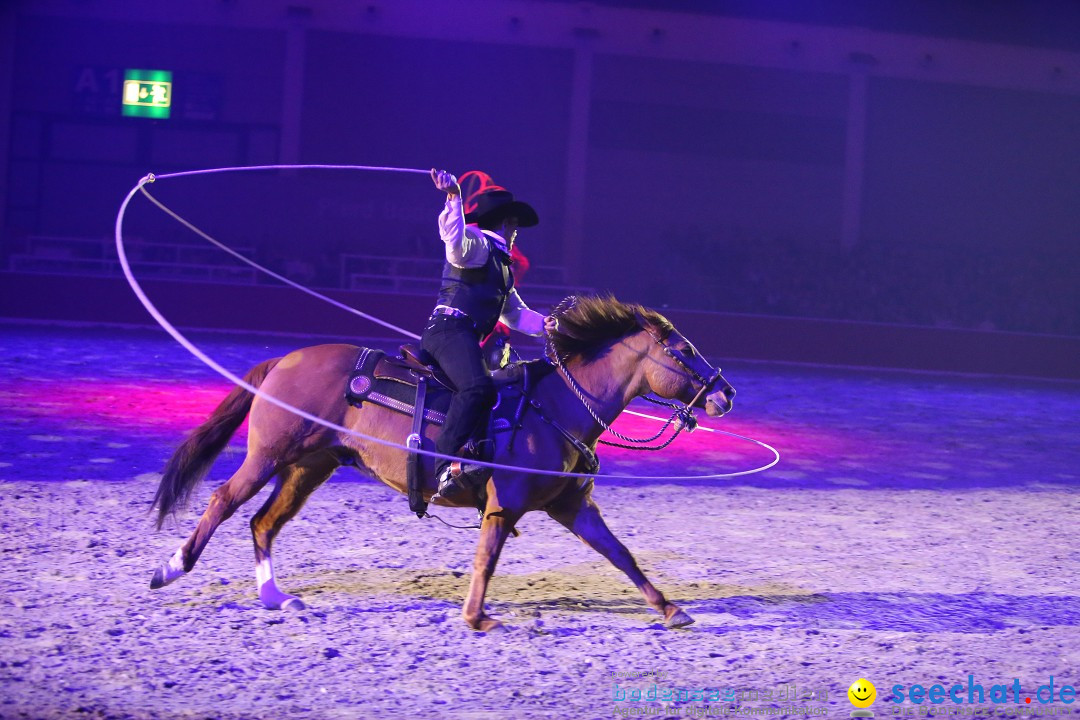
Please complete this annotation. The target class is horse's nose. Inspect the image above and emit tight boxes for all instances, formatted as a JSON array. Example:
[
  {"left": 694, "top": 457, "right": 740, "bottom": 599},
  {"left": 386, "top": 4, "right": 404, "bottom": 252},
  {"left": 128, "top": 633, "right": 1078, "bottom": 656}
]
[{"left": 720, "top": 385, "right": 735, "bottom": 411}]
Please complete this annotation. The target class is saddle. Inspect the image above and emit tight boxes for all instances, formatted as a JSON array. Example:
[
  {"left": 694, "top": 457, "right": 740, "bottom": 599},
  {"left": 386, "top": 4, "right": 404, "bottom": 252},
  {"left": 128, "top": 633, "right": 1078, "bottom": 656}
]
[
  {"left": 387, "top": 344, "right": 453, "bottom": 391},
  {"left": 344, "top": 345, "right": 551, "bottom": 517}
]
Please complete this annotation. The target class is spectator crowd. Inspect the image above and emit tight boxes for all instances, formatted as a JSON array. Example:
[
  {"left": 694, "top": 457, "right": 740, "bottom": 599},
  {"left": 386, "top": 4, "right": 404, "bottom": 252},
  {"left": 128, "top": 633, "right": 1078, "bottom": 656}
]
[{"left": 640, "top": 230, "right": 1079, "bottom": 337}]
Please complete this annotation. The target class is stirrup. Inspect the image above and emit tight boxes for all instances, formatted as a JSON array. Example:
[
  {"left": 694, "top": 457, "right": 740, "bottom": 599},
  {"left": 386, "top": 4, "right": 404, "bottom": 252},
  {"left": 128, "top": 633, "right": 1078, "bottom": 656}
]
[
  {"left": 433, "top": 462, "right": 461, "bottom": 495},
  {"left": 431, "top": 462, "right": 468, "bottom": 505},
  {"left": 430, "top": 461, "right": 490, "bottom": 505}
]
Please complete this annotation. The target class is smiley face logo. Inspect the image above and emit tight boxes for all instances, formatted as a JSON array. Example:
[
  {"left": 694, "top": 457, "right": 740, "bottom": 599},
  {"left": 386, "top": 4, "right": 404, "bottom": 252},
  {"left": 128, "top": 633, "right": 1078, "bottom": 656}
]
[{"left": 848, "top": 678, "right": 876, "bottom": 708}]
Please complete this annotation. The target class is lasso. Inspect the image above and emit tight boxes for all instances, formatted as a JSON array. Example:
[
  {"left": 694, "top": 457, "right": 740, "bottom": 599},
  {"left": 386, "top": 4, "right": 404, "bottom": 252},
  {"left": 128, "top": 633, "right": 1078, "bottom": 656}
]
[{"left": 115, "top": 164, "right": 780, "bottom": 480}]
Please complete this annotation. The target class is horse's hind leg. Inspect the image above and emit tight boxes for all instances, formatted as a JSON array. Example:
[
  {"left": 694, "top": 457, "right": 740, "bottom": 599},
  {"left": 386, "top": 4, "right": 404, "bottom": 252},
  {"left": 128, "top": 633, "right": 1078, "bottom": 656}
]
[
  {"left": 250, "top": 451, "right": 338, "bottom": 610},
  {"left": 150, "top": 454, "right": 277, "bottom": 589},
  {"left": 546, "top": 493, "right": 694, "bottom": 629}
]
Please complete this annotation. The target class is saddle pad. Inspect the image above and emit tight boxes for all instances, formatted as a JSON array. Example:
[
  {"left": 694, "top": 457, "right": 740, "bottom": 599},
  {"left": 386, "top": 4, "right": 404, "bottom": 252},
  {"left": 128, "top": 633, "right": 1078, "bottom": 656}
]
[{"left": 345, "top": 348, "right": 450, "bottom": 424}]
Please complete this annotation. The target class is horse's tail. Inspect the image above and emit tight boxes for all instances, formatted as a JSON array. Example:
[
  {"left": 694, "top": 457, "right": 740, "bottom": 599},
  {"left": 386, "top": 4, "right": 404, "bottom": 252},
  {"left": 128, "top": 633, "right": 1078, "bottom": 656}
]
[{"left": 152, "top": 357, "right": 282, "bottom": 530}]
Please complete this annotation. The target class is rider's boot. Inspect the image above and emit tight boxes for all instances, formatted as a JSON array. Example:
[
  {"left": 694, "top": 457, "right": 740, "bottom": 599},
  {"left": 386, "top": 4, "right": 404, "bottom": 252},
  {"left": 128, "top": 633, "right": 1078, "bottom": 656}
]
[{"left": 430, "top": 439, "right": 494, "bottom": 506}]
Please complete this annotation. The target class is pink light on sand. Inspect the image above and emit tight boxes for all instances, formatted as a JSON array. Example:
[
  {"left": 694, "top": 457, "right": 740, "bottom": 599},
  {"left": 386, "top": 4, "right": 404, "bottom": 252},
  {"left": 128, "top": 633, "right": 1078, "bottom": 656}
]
[
  {"left": 1, "top": 378, "right": 860, "bottom": 475},
  {"left": 601, "top": 400, "right": 870, "bottom": 475},
  {"left": 0, "top": 378, "right": 241, "bottom": 434}
]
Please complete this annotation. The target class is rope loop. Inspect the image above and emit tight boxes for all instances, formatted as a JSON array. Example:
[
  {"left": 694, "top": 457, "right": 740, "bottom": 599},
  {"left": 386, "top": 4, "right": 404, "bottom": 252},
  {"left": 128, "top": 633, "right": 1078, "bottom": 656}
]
[{"left": 114, "top": 164, "right": 780, "bottom": 482}]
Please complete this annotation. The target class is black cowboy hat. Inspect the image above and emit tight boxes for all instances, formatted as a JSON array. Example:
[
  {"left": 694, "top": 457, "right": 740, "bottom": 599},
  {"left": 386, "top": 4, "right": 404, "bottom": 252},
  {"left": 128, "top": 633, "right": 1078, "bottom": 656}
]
[{"left": 464, "top": 188, "right": 539, "bottom": 228}]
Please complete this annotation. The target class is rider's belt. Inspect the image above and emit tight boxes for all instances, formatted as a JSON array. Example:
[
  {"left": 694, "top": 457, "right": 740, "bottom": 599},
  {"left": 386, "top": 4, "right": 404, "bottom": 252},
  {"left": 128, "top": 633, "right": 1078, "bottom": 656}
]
[{"left": 431, "top": 305, "right": 472, "bottom": 322}]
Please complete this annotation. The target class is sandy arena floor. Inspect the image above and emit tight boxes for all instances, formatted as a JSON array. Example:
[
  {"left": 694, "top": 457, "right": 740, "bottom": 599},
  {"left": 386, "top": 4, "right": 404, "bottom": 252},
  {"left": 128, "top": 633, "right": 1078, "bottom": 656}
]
[{"left": 1, "top": 323, "right": 1078, "bottom": 720}]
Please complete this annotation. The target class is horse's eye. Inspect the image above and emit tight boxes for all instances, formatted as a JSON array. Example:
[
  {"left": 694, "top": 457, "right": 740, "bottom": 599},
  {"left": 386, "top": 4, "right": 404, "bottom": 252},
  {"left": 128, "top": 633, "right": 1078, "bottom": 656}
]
[{"left": 683, "top": 345, "right": 696, "bottom": 358}]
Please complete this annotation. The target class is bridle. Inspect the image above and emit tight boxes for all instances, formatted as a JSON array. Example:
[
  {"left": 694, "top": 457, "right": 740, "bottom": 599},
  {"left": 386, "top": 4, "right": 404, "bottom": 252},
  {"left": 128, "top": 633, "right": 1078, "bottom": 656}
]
[
  {"left": 545, "top": 298, "right": 724, "bottom": 451},
  {"left": 641, "top": 325, "right": 723, "bottom": 411}
]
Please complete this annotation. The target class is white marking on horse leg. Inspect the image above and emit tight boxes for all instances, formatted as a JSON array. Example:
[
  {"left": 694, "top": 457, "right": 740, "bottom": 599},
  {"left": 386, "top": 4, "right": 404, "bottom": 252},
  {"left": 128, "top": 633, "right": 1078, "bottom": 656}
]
[
  {"left": 255, "top": 557, "right": 273, "bottom": 589},
  {"left": 256, "top": 557, "right": 304, "bottom": 610},
  {"left": 164, "top": 547, "right": 186, "bottom": 581},
  {"left": 151, "top": 547, "right": 188, "bottom": 589}
]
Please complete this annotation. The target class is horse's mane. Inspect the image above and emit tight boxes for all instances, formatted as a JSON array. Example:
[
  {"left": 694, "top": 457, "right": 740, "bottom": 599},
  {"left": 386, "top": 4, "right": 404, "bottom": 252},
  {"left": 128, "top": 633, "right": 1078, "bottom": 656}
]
[{"left": 547, "top": 294, "right": 673, "bottom": 362}]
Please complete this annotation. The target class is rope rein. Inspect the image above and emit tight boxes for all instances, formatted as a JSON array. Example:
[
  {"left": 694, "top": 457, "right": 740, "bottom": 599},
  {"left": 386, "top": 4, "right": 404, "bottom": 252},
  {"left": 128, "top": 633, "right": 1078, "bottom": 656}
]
[{"left": 555, "top": 357, "right": 691, "bottom": 449}]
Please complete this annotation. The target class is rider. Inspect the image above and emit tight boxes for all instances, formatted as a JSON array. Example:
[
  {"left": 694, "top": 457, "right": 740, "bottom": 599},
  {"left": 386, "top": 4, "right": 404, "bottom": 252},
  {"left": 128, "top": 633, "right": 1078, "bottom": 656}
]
[{"left": 422, "top": 168, "right": 555, "bottom": 505}]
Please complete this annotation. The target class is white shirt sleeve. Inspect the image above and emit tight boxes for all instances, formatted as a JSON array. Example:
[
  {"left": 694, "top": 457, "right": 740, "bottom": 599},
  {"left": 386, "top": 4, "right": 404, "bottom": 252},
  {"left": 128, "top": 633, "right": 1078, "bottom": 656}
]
[
  {"left": 439, "top": 195, "right": 489, "bottom": 268},
  {"left": 499, "top": 288, "right": 545, "bottom": 336}
]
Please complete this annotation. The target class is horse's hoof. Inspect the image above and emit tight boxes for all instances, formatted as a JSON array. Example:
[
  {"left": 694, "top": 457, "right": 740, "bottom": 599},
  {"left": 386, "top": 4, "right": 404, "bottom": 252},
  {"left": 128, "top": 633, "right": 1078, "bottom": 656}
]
[
  {"left": 466, "top": 615, "right": 504, "bottom": 633},
  {"left": 150, "top": 564, "right": 184, "bottom": 589},
  {"left": 281, "top": 597, "right": 306, "bottom": 611},
  {"left": 476, "top": 618, "right": 505, "bottom": 633},
  {"left": 151, "top": 549, "right": 187, "bottom": 589},
  {"left": 261, "top": 591, "right": 305, "bottom": 611},
  {"left": 664, "top": 609, "right": 695, "bottom": 629}
]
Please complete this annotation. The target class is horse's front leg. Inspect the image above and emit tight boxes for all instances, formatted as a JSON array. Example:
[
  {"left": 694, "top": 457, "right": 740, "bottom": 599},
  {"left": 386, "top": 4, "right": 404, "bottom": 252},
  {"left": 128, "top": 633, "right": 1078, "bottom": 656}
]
[
  {"left": 546, "top": 493, "right": 694, "bottom": 628},
  {"left": 462, "top": 496, "right": 521, "bottom": 632}
]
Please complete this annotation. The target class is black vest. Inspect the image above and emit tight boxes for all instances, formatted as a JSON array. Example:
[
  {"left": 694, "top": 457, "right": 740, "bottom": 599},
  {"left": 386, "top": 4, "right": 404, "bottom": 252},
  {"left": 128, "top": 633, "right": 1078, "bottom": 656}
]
[{"left": 436, "top": 240, "right": 514, "bottom": 338}]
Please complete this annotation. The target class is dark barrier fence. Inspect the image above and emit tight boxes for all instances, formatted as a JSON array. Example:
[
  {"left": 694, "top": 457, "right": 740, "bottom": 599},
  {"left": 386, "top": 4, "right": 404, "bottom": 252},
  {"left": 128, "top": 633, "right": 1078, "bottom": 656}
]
[{"left": 2, "top": 271, "right": 1078, "bottom": 380}]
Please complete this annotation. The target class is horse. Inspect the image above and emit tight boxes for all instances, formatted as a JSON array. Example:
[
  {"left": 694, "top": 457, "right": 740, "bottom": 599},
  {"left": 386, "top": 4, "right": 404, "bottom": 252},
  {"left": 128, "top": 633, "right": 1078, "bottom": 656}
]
[{"left": 148, "top": 295, "right": 735, "bottom": 631}]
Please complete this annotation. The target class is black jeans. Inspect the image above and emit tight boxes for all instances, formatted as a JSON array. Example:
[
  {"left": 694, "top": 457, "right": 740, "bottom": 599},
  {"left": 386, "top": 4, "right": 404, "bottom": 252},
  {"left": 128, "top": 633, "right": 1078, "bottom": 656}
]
[{"left": 420, "top": 315, "right": 496, "bottom": 473}]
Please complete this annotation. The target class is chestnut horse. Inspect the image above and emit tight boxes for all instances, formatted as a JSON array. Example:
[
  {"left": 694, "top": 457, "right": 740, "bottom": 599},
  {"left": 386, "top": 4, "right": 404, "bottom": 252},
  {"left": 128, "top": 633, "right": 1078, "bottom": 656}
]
[{"left": 149, "top": 295, "right": 735, "bottom": 631}]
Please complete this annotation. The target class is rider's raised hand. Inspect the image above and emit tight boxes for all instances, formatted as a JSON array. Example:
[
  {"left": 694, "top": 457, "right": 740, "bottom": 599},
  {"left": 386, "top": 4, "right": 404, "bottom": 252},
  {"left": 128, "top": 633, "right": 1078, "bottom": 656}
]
[{"left": 431, "top": 168, "right": 460, "bottom": 196}]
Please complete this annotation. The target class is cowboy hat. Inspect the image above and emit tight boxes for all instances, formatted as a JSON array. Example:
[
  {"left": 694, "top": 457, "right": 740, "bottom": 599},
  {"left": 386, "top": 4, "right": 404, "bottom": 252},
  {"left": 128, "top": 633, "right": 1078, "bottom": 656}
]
[{"left": 464, "top": 188, "right": 539, "bottom": 228}]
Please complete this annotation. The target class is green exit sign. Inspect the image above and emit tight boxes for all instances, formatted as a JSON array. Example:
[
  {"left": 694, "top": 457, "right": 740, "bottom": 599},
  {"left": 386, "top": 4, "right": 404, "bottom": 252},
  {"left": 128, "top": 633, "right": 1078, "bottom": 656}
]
[{"left": 122, "top": 69, "right": 172, "bottom": 119}]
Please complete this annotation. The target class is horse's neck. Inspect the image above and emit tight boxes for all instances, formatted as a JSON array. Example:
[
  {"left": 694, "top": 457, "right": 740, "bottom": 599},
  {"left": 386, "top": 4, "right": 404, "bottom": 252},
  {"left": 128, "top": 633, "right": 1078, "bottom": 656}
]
[{"left": 553, "top": 336, "right": 646, "bottom": 441}]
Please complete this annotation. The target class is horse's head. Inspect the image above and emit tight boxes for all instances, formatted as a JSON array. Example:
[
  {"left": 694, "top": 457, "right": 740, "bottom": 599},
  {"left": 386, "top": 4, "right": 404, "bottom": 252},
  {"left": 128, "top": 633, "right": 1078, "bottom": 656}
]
[
  {"left": 636, "top": 315, "right": 735, "bottom": 418},
  {"left": 545, "top": 294, "right": 735, "bottom": 419}
]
